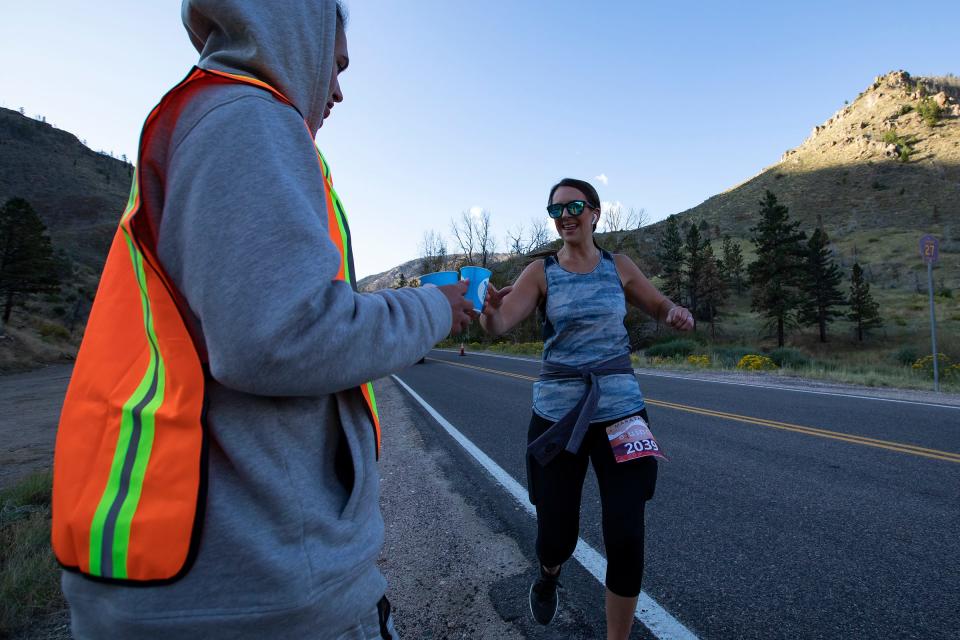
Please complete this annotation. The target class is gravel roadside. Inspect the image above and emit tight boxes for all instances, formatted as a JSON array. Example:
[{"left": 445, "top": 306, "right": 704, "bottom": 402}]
[{"left": 376, "top": 377, "right": 528, "bottom": 639}]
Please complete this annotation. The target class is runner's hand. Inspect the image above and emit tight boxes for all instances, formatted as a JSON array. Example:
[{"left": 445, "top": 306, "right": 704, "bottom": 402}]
[
  {"left": 666, "top": 305, "right": 694, "bottom": 331},
  {"left": 439, "top": 280, "right": 475, "bottom": 336},
  {"left": 482, "top": 284, "right": 512, "bottom": 319}
]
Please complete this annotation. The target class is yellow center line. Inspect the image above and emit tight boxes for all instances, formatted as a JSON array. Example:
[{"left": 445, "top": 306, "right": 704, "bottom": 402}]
[
  {"left": 428, "top": 358, "right": 538, "bottom": 382},
  {"left": 424, "top": 357, "right": 960, "bottom": 464}
]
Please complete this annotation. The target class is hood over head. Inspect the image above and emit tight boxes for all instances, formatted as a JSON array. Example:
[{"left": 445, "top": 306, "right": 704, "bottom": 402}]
[{"left": 182, "top": 0, "right": 338, "bottom": 133}]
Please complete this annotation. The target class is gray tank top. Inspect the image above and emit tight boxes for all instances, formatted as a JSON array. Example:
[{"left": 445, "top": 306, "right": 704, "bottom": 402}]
[{"left": 532, "top": 249, "right": 645, "bottom": 422}]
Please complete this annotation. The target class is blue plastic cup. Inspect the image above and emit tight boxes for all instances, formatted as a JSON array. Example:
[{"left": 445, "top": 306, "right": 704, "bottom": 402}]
[
  {"left": 459, "top": 266, "right": 492, "bottom": 312},
  {"left": 418, "top": 271, "right": 458, "bottom": 287}
]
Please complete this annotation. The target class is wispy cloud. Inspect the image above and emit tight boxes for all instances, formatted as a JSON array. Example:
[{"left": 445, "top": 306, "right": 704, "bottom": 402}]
[
  {"left": 594, "top": 173, "right": 609, "bottom": 186},
  {"left": 469, "top": 206, "right": 484, "bottom": 217}
]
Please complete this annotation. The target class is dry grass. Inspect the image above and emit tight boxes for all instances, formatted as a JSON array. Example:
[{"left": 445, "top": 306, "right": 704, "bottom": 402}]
[{"left": 0, "top": 471, "right": 64, "bottom": 638}]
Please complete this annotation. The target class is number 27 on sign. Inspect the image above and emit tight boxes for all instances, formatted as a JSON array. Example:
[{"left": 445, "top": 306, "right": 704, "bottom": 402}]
[{"left": 920, "top": 235, "right": 938, "bottom": 264}]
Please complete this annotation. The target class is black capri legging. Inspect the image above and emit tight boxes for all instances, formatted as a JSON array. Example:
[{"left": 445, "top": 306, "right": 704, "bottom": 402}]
[{"left": 526, "top": 409, "right": 658, "bottom": 598}]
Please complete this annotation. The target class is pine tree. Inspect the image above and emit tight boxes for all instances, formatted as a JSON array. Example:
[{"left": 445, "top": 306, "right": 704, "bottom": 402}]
[
  {"left": 798, "top": 228, "right": 846, "bottom": 343},
  {"left": 721, "top": 235, "right": 745, "bottom": 294},
  {"left": 747, "top": 191, "right": 807, "bottom": 347},
  {"left": 698, "top": 219, "right": 710, "bottom": 239},
  {"left": 699, "top": 244, "right": 727, "bottom": 338},
  {"left": 656, "top": 215, "right": 684, "bottom": 303},
  {"left": 0, "top": 198, "right": 60, "bottom": 329},
  {"left": 393, "top": 272, "right": 408, "bottom": 289},
  {"left": 684, "top": 222, "right": 708, "bottom": 317},
  {"left": 848, "top": 263, "right": 882, "bottom": 342}
]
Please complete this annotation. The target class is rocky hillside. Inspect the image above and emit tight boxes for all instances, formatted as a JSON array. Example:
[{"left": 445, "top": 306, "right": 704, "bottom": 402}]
[
  {"left": 357, "top": 256, "right": 432, "bottom": 292},
  {"left": 0, "top": 108, "right": 134, "bottom": 371},
  {"left": 0, "top": 107, "right": 132, "bottom": 274},
  {"left": 357, "top": 253, "right": 512, "bottom": 292},
  {"left": 668, "top": 71, "right": 959, "bottom": 290}
]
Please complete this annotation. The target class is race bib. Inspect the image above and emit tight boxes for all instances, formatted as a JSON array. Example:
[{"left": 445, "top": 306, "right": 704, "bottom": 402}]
[{"left": 606, "top": 415, "right": 667, "bottom": 463}]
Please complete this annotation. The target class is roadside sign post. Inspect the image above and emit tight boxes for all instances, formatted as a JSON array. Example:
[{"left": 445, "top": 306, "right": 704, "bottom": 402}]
[{"left": 920, "top": 235, "right": 939, "bottom": 392}]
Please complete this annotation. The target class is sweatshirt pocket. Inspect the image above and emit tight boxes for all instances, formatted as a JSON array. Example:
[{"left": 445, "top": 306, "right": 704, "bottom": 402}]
[{"left": 337, "top": 401, "right": 369, "bottom": 521}]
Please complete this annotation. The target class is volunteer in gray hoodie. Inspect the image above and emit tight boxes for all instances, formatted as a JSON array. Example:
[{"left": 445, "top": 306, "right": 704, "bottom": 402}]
[{"left": 61, "top": 1, "right": 473, "bottom": 638}]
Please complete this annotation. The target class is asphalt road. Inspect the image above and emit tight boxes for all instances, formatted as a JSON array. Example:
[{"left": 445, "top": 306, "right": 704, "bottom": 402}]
[{"left": 394, "top": 350, "right": 960, "bottom": 640}]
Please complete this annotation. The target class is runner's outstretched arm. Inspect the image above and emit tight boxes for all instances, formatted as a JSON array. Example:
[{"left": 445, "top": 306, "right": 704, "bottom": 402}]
[{"left": 479, "top": 260, "right": 545, "bottom": 336}]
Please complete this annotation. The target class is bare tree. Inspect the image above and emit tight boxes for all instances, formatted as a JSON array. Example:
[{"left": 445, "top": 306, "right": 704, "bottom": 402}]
[
  {"left": 476, "top": 209, "right": 496, "bottom": 267},
  {"left": 506, "top": 223, "right": 527, "bottom": 255},
  {"left": 626, "top": 207, "right": 650, "bottom": 252},
  {"left": 600, "top": 203, "right": 623, "bottom": 233},
  {"left": 419, "top": 229, "right": 447, "bottom": 273},
  {"left": 626, "top": 207, "right": 648, "bottom": 230},
  {"left": 450, "top": 211, "right": 477, "bottom": 265},
  {"left": 601, "top": 202, "right": 627, "bottom": 233},
  {"left": 527, "top": 218, "right": 551, "bottom": 253}
]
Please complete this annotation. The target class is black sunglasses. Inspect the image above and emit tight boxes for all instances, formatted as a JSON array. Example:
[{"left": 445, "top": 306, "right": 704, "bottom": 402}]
[{"left": 546, "top": 200, "right": 596, "bottom": 219}]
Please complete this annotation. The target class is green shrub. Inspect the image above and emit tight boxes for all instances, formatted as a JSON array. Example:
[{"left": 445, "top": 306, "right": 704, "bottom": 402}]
[
  {"left": 917, "top": 97, "right": 942, "bottom": 126},
  {"left": 648, "top": 332, "right": 708, "bottom": 347},
  {"left": 645, "top": 339, "right": 698, "bottom": 359},
  {"left": 37, "top": 322, "right": 70, "bottom": 342},
  {"left": 769, "top": 347, "right": 810, "bottom": 368},
  {"left": 897, "top": 104, "right": 913, "bottom": 116},
  {"left": 484, "top": 342, "right": 543, "bottom": 356},
  {"left": 893, "top": 346, "right": 919, "bottom": 366},
  {"left": 712, "top": 346, "right": 755, "bottom": 367},
  {"left": 882, "top": 129, "right": 915, "bottom": 162}
]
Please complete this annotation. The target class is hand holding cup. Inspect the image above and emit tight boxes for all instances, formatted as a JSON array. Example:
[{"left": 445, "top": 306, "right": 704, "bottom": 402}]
[{"left": 438, "top": 280, "right": 476, "bottom": 336}]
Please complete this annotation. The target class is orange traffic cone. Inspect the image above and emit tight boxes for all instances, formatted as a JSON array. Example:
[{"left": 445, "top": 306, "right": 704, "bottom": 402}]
[{"left": 459, "top": 343, "right": 465, "bottom": 356}]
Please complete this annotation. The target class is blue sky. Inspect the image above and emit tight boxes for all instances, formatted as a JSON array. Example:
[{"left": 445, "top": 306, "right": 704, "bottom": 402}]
[{"left": 2, "top": 1, "right": 957, "bottom": 279}]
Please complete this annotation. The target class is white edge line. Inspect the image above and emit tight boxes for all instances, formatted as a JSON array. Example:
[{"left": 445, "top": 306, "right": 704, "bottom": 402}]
[
  {"left": 391, "top": 374, "right": 700, "bottom": 640},
  {"left": 435, "top": 349, "right": 960, "bottom": 410}
]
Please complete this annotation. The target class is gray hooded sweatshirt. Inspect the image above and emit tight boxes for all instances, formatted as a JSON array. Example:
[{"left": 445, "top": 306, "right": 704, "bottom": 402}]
[{"left": 61, "top": 1, "right": 450, "bottom": 637}]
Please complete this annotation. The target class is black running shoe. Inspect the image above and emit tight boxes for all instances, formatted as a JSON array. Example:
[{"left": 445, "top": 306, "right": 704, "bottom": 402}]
[{"left": 529, "top": 565, "right": 561, "bottom": 625}]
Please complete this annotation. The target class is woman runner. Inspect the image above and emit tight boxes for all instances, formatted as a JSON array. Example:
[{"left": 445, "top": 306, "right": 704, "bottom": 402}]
[{"left": 479, "top": 178, "right": 693, "bottom": 639}]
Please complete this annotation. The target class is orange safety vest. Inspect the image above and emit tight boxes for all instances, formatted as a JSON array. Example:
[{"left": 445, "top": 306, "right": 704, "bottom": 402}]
[{"left": 52, "top": 67, "right": 381, "bottom": 583}]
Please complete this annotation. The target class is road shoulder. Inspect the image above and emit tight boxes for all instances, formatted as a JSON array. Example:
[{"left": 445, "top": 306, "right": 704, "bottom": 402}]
[{"left": 376, "top": 377, "right": 528, "bottom": 639}]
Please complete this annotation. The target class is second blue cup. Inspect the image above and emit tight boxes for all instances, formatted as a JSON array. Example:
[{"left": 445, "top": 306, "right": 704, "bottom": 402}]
[{"left": 460, "top": 266, "right": 492, "bottom": 312}]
